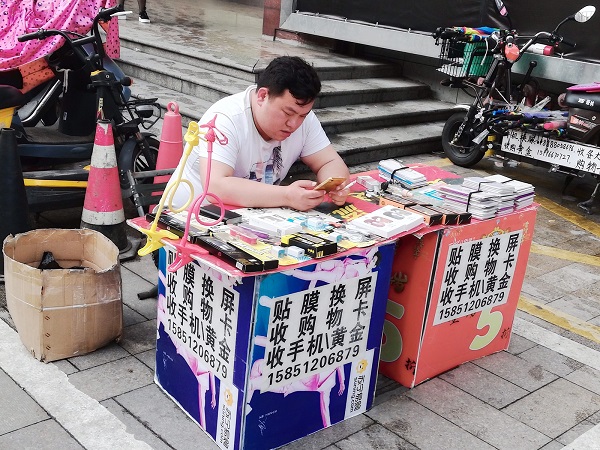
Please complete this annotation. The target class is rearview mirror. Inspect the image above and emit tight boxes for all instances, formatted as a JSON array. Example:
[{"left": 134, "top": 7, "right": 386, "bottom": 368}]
[
  {"left": 554, "top": 5, "right": 595, "bottom": 33},
  {"left": 575, "top": 6, "right": 595, "bottom": 23}
]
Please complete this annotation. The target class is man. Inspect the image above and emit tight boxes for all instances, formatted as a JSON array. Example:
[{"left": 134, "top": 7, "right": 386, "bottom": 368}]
[
  {"left": 168, "top": 56, "right": 350, "bottom": 212},
  {"left": 117, "top": 0, "right": 150, "bottom": 23}
]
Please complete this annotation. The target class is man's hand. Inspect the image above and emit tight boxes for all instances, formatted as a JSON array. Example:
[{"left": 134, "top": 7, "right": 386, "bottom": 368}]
[
  {"left": 285, "top": 180, "right": 326, "bottom": 211},
  {"left": 327, "top": 184, "right": 350, "bottom": 206}
]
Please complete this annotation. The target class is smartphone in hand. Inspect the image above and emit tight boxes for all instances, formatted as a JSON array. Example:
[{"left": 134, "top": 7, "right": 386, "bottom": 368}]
[{"left": 312, "top": 177, "right": 347, "bottom": 192}]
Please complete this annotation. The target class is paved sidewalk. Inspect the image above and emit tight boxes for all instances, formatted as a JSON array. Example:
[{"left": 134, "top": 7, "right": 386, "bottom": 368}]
[
  {"left": 1, "top": 153, "right": 600, "bottom": 449},
  {"left": 3, "top": 0, "right": 600, "bottom": 447}
]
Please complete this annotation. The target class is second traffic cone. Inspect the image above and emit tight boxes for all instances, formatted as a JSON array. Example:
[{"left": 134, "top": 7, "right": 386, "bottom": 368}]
[
  {"left": 81, "top": 120, "right": 129, "bottom": 252},
  {"left": 154, "top": 101, "right": 184, "bottom": 185},
  {"left": 0, "top": 128, "right": 31, "bottom": 276}
]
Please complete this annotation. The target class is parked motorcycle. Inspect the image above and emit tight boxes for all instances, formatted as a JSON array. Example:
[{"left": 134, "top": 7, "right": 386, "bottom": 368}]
[
  {"left": 0, "top": 5, "right": 160, "bottom": 212},
  {"left": 433, "top": 3, "right": 598, "bottom": 212}
]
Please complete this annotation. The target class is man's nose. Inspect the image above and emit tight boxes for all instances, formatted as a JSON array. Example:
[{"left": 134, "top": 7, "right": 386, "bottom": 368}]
[{"left": 286, "top": 115, "right": 300, "bottom": 128}]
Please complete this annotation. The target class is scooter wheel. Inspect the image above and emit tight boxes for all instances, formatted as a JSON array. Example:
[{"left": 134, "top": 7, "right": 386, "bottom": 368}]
[
  {"left": 442, "top": 112, "right": 486, "bottom": 167},
  {"left": 119, "top": 136, "right": 160, "bottom": 176}
]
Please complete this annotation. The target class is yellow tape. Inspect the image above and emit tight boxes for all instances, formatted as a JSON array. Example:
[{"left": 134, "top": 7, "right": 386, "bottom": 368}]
[
  {"left": 536, "top": 196, "right": 600, "bottom": 237},
  {"left": 530, "top": 242, "right": 600, "bottom": 267},
  {"left": 24, "top": 179, "right": 87, "bottom": 188}
]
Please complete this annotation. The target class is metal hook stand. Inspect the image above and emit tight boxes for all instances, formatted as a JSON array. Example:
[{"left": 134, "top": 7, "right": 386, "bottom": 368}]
[{"left": 168, "top": 115, "right": 229, "bottom": 272}]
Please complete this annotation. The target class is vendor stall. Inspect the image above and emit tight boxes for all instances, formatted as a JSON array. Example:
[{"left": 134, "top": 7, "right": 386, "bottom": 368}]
[
  {"left": 130, "top": 161, "right": 538, "bottom": 447},
  {"left": 153, "top": 239, "right": 395, "bottom": 450},
  {"left": 129, "top": 190, "right": 416, "bottom": 450}
]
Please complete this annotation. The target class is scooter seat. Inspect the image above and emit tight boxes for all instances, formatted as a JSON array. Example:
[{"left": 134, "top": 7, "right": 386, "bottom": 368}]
[
  {"left": 0, "top": 85, "right": 26, "bottom": 109},
  {"left": 564, "top": 90, "right": 600, "bottom": 112},
  {"left": 568, "top": 82, "right": 600, "bottom": 93}
]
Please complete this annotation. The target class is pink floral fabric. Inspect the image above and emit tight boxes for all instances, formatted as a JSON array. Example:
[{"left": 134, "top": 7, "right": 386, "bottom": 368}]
[{"left": 0, "top": 0, "right": 120, "bottom": 71}]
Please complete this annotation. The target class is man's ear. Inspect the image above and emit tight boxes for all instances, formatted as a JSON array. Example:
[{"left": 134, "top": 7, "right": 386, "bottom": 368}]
[{"left": 255, "top": 87, "right": 269, "bottom": 104}]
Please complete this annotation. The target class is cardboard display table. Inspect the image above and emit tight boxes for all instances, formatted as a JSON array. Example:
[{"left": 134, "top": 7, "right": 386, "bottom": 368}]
[
  {"left": 131, "top": 162, "right": 538, "bottom": 448},
  {"left": 154, "top": 241, "right": 395, "bottom": 450},
  {"left": 378, "top": 173, "right": 538, "bottom": 387},
  {"left": 130, "top": 194, "right": 404, "bottom": 450}
]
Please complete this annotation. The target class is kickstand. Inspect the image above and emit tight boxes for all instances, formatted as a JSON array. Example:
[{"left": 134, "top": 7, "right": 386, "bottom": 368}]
[
  {"left": 578, "top": 181, "right": 600, "bottom": 214},
  {"left": 562, "top": 174, "right": 574, "bottom": 195},
  {"left": 137, "top": 284, "right": 158, "bottom": 300}
]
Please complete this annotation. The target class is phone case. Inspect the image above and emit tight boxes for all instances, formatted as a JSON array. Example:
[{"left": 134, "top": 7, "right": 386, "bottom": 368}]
[{"left": 313, "top": 177, "right": 346, "bottom": 192}]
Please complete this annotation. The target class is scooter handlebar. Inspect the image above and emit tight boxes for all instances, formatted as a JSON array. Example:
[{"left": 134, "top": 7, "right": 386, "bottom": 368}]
[
  {"left": 18, "top": 5, "right": 119, "bottom": 43},
  {"left": 17, "top": 29, "right": 49, "bottom": 42},
  {"left": 559, "top": 36, "right": 577, "bottom": 48},
  {"left": 96, "top": 5, "right": 122, "bottom": 21}
]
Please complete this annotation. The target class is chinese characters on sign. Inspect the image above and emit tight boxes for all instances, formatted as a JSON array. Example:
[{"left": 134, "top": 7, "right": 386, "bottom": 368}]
[
  {"left": 434, "top": 231, "right": 522, "bottom": 325},
  {"left": 501, "top": 130, "right": 600, "bottom": 175},
  {"left": 262, "top": 273, "right": 378, "bottom": 391},
  {"left": 165, "top": 249, "right": 239, "bottom": 383}
]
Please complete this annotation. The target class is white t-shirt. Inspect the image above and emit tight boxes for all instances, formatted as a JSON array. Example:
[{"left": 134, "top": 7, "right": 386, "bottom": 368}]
[{"left": 168, "top": 85, "right": 331, "bottom": 209}]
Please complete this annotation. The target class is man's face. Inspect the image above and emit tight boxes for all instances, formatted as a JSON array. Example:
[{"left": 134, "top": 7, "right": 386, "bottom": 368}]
[{"left": 254, "top": 88, "right": 314, "bottom": 141}]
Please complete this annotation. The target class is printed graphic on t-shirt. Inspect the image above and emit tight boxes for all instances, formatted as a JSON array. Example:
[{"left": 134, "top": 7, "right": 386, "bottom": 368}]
[{"left": 249, "top": 146, "right": 282, "bottom": 185}]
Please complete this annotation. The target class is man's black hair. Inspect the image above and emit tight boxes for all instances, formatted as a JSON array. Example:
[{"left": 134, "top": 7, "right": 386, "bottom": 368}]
[{"left": 256, "top": 56, "right": 321, "bottom": 106}]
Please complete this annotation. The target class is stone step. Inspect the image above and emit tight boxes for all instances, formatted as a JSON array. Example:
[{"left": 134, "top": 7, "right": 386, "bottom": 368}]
[
  {"left": 116, "top": 20, "right": 449, "bottom": 170},
  {"left": 146, "top": 113, "right": 444, "bottom": 177},
  {"left": 119, "top": 47, "right": 430, "bottom": 107},
  {"left": 130, "top": 78, "right": 454, "bottom": 135},
  {"left": 316, "top": 78, "right": 432, "bottom": 108},
  {"left": 119, "top": 40, "right": 256, "bottom": 83},
  {"left": 118, "top": 47, "right": 249, "bottom": 104},
  {"left": 316, "top": 99, "right": 456, "bottom": 133},
  {"left": 118, "top": 23, "right": 401, "bottom": 81},
  {"left": 147, "top": 117, "right": 445, "bottom": 176},
  {"left": 329, "top": 121, "right": 445, "bottom": 167}
]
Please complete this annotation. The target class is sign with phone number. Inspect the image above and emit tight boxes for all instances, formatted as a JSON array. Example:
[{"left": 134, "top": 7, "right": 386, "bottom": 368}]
[
  {"left": 433, "top": 231, "right": 522, "bottom": 325},
  {"left": 262, "top": 273, "right": 377, "bottom": 391},
  {"left": 501, "top": 129, "right": 600, "bottom": 175}
]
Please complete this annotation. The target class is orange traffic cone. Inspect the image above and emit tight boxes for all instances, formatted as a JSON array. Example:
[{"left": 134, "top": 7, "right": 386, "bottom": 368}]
[
  {"left": 81, "top": 120, "right": 130, "bottom": 253},
  {"left": 0, "top": 128, "right": 31, "bottom": 276},
  {"left": 154, "top": 101, "right": 184, "bottom": 185}
]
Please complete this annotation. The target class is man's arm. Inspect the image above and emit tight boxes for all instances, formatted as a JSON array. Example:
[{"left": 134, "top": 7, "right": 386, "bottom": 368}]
[
  {"left": 198, "top": 158, "right": 326, "bottom": 211},
  {"left": 301, "top": 144, "right": 351, "bottom": 205}
]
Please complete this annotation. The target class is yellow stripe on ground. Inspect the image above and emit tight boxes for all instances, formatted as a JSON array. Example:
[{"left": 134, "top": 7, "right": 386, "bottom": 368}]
[
  {"left": 518, "top": 296, "right": 600, "bottom": 345},
  {"left": 422, "top": 157, "right": 454, "bottom": 168},
  {"left": 536, "top": 196, "right": 600, "bottom": 238},
  {"left": 530, "top": 243, "right": 600, "bottom": 267},
  {"left": 24, "top": 179, "right": 87, "bottom": 188},
  {"left": 525, "top": 197, "right": 600, "bottom": 342}
]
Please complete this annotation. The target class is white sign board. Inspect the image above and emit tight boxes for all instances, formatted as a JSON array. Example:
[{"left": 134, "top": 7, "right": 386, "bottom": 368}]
[
  {"left": 434, "top": 231, "right": 522, "bottom": 325},
  {"left": 501, "top": 130, "right": 600, "bottom": 175}
]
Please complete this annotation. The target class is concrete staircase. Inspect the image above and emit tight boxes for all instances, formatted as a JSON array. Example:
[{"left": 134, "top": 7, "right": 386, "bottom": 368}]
[{"left": 115, "top": 20, "right": 455, "bottom": 172}]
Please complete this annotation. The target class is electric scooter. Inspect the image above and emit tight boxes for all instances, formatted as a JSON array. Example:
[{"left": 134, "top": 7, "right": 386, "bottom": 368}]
[
  {"left": 434, "top": 3, "right": 600, "bottom": 212},
  {"left": 0, "top": 5, "right": 160, "bottom": 212}
]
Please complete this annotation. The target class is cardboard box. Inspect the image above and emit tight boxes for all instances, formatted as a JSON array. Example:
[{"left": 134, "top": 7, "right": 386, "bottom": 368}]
[
  {"left": 3, "top": 228, "right": 123, "bottom": 362},
  {"left": 379, "top": 206, "right": 537, "bottom": 387},
  {"left": 155, "top": 241, "right": 395, "bottom": 450}
]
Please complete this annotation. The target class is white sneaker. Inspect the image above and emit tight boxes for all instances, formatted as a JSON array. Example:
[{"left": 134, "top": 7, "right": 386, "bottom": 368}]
[{"left": 138, "top": 10, "right": 151, "bottom": 23}]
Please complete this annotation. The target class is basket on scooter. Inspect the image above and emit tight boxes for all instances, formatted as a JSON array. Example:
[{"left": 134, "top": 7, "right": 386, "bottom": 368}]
[{"left": 437, "top": 40, "right": 492, "bottom": 78}]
